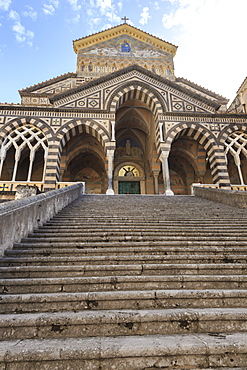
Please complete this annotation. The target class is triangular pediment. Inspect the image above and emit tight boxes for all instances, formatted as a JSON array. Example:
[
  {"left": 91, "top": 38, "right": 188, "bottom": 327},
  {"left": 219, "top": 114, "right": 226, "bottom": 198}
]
[
  {"left": 73, "top": 23, "right": 177, "bottom": 57},
  {"left": 49, "top": 65, "right": 223, "bottom": 114}
]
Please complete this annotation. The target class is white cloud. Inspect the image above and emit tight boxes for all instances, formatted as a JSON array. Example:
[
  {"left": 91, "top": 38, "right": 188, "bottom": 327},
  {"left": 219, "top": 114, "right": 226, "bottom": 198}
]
[
  {"left": 50, "top": 0, "right": 59, "bottom": 8},
  {"left": 43, "top": 4, "right": 56, "bottom": 15},
  {"left": 13, "top": 21, "right": 25, "bottom": 35},
  {"left": 154, "top": 2, "right": 159, "bottom": 10},
  {"left": 9, "top": 10, "right": 35, "bottom": 46},
  {"left": 9, "top": 9, "right": 20, "bottom": 21},
  {"left": 106, "top": 11, "right": 121, "bottom": 23},
  {"left": 162, "top": 0, "right": 247, "bottom": 101},
  {"left": 96, "top": 0, "right": 112, "bottom": 13},
  {"left": 67, "top": 13, "right": 81, "bottom": 23},
  {"left": 139, "top": 7, "right": 151, "bottom": 25},
  {"left": 0, "top": 0, "right": 11, "bottom": 11},
  {"left": 23, "top": 6, "right": 37, "bottom": 21},
  {"left": 67, "top": 0, "right": 81, "bottom": 11},
  {"left": 117, "top": 1, "right": 123, "bottom": 11},
  {"left": 43, "top": 0, "right": 59, "bottom": 15}
]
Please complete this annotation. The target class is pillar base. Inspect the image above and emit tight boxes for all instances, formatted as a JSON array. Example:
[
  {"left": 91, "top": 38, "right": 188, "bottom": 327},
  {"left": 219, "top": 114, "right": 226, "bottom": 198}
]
[
  {"left": 165, "top": 189, "right": 174, "bottom": 196},
  {"left": 106, "top": 189, "right": 114, "bottom": 195}
]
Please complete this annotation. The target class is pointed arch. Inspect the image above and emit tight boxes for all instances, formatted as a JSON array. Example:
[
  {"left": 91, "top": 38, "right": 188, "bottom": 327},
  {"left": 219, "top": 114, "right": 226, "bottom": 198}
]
[
  {"left": 166, "top": 122, "right": 230, "bottom": 187},
  {"left": 108, "top": 81, "right": 166, "bottom": 118}
]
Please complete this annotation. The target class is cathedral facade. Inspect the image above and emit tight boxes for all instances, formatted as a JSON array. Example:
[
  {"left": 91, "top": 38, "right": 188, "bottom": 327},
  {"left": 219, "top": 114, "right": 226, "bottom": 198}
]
[{"left": 1, "top": 23, "right": 247, "bottom": 195}]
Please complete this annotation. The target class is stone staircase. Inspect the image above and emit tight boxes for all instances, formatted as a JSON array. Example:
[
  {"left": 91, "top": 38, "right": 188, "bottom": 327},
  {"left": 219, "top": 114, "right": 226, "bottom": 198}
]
[{"left": 1, "top": 194, "right": 247, "bottom": 369}]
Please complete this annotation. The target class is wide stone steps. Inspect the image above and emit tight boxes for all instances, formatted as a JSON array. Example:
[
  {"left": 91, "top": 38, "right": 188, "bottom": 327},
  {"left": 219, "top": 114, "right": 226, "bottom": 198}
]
[
  {"left": 1, "top": 263, "right": 247, "bottom": 279},
  {"left": 5, "top": 246, "right": 247, "bottom": 259},
  {"left": 1, "top": 333, "right": 247, "bottom": 369},
  {"left": 1, "top": 289, "right": 247, "bottom": 314},
  {"left": 1, "top": 308, "right": 247, "bottom": 340},
  {"left": 1, "top": 254, "right": 247, "bottom": 267},
  {"left": 2, "top": 194, "right": 247, "bottom": 369},
  {"left": 1, "top": 275, "right": 247, "bottom": 294}
]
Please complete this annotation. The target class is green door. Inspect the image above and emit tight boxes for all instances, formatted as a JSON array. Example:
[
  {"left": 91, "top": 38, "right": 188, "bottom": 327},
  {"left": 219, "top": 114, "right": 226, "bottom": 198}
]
[{"left": 119, "top": 181, "right": 140, "bottom": 194}]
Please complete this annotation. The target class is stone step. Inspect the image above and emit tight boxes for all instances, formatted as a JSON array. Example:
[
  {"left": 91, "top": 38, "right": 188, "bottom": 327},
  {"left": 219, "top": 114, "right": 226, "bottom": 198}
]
[
  {"left": 1, "top": 289, "right": 247, "bottom": 314},
  {"left": 1, "top": 254, "right": 246, "bottom": 267},
  {"left": 36, "top": 224, "right": 247, "bottom": 231},
  {"left": 45, "top": 217, "right": 247, "bottom": 224},
  {"left": 1, "top": 308, "right": 247, "bottom": 341},
  {"left": 1, "top": 263, "right": 247, "bottom": 279},
  {"left": 6, "top": 245, "right": 247, "bottom": 257},
  {"left": 0, "top": 332, "right": 247, "bottom": 369},
  {"left": 1, "top": 275, "right": 247, "bottom": 294},
  {"left": 20, "top": 235, "right": 247, "bottom": 244},
  {"left": 12, "top": 240, "right": 247, "bottom": 250}
]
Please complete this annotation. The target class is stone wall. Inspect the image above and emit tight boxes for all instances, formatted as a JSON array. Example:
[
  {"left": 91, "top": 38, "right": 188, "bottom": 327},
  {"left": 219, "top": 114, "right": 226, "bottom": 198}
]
[
  {"left": 193, "top": 185, "right": 247, "bottom": 209},
  {"left": 0, "top": 183, "right": 84, "bottom": 256}
]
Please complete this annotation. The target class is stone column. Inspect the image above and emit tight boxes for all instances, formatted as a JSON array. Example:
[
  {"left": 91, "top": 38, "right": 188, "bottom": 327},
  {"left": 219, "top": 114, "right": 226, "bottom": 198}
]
[
  {"left": 160, "top": 151, "right": 174, "bottom": 196},
  {"left": 11, "top": 151, "right": 20, "bottom": 182},
  {"left": 152, "top": 170, "right": 160, "bottom": 195},
  {"left": 111, "top": 121, "right": 116, "bottom": 142},
  {"left": 106, "top": 149, "right": 115, "bottom": 195},
  {"left": 0, "top": 151, "right": 6, "bottom": 179},
  {"left": 159, "top": 122, "right": 164, "bottom": 143},
  {"left": 27, "top": 151, "right": 35, "bottom": 182},
  {"left": 235, "top": 156, "right": 245, "bottom": 185}
]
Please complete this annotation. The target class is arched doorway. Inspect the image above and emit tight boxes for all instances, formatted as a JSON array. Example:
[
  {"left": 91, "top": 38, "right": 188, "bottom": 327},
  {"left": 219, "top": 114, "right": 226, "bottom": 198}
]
[
  {"left": 168, "top": 136, "right": 212, "bottom": 194},
  {"left": 60, "top": 133, "right": 107, "bottom": 194},
  {"left": 114, "top": 98, "right": 159, "bottom": 194}
]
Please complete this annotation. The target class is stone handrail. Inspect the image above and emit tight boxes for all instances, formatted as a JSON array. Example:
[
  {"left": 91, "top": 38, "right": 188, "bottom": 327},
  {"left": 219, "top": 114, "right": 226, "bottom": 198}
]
[
  {"left": 192, "top": 184, "right": 247, "bottom": 209},
  {"left": 0, "top": 183, "right": 84, "bottom": 256}
]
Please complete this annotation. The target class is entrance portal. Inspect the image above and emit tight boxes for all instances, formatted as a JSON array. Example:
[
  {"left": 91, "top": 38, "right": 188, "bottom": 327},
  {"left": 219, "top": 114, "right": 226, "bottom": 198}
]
[{"left": 119, "top": 181, "right": 140, "bottom": 194}]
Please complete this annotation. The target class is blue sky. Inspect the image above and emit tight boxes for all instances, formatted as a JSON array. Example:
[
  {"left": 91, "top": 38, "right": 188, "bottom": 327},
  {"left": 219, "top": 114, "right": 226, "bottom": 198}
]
[{"left": 0, "top": 0, "right": 246, "bottom": 105}]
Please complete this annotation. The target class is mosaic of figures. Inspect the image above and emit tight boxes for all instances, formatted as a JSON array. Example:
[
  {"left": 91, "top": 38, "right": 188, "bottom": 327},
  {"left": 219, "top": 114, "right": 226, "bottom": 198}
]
[
  {"left": 78, "top": 36, "right": 173, "bottom": 63},
  {"left": 115, "top": 139, "right": 143, "bottom": 159}
]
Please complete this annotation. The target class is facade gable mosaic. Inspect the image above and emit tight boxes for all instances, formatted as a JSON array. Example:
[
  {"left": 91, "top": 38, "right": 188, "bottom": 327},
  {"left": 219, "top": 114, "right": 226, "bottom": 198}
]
[{"left": 78, "top": 36, "right": 173, "bottom": 63}]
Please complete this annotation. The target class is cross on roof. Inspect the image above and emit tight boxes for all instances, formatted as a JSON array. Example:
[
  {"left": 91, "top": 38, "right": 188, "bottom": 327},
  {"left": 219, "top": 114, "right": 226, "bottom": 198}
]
[{"left": 121, "top": 16, "right": 129, "bottom": 23}]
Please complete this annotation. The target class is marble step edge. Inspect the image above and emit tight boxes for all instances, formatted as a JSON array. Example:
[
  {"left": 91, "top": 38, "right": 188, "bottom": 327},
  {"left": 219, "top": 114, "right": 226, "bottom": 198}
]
[
  {"left": 2, "top": 253, "right": 247, "bottom": 261},
  {"left": 6, "top": 246, "right": 247, "bottom": 256},
  {"left": 1, "top": 262, "right": 247, "bottom": 272},
  {"left": 12, "top": 240, "right": 247, "bottom": 249},
  {"left": 0, "top": 333, "right": 247, "bottom": 369},
  {"left": 1, "top": 308, "right": 247, "bottom": 341}
]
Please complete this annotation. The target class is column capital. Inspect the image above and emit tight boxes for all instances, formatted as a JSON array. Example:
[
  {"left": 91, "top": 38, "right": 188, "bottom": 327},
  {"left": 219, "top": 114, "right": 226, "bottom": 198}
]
[
  {"left": 107, "top": 149, "right": 115, "bottom": 158},
  {"left": 159, "top": 151, "right": 169, "bottom": 161},
  {"left": 152, "top": 169, "right": 160, "bottom": 178}
]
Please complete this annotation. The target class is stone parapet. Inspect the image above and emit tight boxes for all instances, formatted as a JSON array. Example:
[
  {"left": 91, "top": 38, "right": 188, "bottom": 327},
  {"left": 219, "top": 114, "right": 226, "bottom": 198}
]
[
  {"left": 192, "top": 185, "right": 247, "bottom": 209},
  {"left": 0, "top": 183, "right": 84, "bottom": 256}
]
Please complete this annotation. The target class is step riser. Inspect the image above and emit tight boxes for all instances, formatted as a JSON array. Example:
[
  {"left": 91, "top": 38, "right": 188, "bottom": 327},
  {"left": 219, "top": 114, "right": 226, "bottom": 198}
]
[
  {"left": 1, "top": 315, "right": 247, "bottom": 340},
  {"left": 1, "top": 256, "right": 247, "bottom": 266},
  {"left": 2, "top": 280, "right": 247, "bottom": 294},
  {"left": 6, "top": 248, "right": 247, "bottom": 257},
  {"left": 2, "top": 266, "right": 247, "bottom": 279},
  {"left": 1, "top": 348, "right": 247, "bottom": 369},
  {"left": 1, "top": 296, "right": 247, "bottom": 314}
]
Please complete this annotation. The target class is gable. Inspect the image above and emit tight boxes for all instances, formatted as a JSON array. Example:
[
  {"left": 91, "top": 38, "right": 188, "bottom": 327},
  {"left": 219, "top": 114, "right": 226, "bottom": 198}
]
[
  {"left": 78, "top": 35, "right": 174, "bottom": 64},
  {"left": 73, "top": 23, "right": 177, "bottom": 57},
  {"left": 50, "top": 65, "right": 221, "bottom": 114}
]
